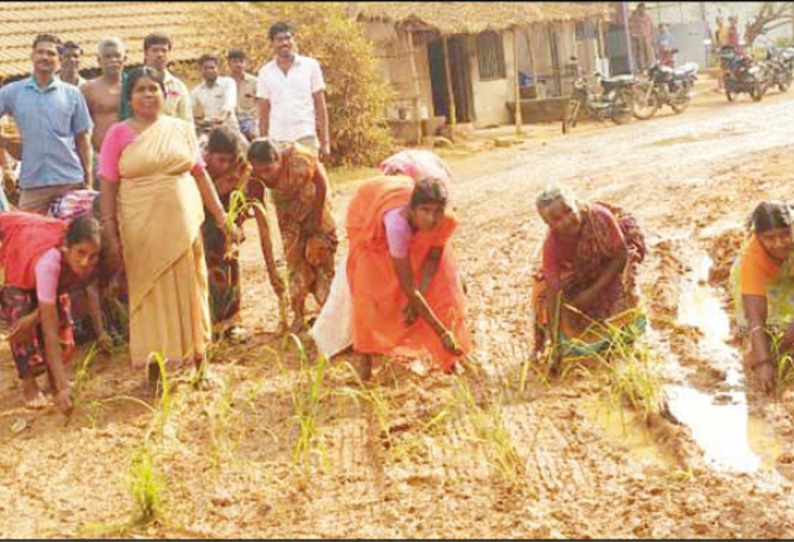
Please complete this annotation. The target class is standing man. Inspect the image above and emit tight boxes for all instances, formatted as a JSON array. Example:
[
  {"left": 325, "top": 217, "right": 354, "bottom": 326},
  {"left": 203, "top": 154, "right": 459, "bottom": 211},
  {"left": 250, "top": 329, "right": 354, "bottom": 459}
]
[
  {"left": 58, "top": 41, "right": 87, "bottom": 87},
  {"left": 629, "top": 3, "right": 655, "bottom": 72},
  {"left": 257, "top": 22, "right": 330, "bottom": 159},
  {"left": 137, "top": 32, "right": 192, "bottom": 123},
  {"left": 228, "top": 48, "right": 260, "bottom": 141},
  {"left": 0, "top": 35, "right": 93, "bottom": 214},
  {"left": 191, "top": 53, "right": 240, "bottom": 132},
  {"left": 81, "top": 37, "right": 126, "bottom": 159}
]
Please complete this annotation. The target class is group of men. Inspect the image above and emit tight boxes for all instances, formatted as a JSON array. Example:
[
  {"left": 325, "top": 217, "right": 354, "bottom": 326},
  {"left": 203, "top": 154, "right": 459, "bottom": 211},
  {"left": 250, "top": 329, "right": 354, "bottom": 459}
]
[{"left": 0, "top": 22, "right": 338, "bottom": 340}]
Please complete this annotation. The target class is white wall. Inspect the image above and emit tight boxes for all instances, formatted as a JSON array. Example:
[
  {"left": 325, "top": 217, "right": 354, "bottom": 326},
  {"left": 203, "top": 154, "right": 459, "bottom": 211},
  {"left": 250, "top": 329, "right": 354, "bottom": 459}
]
[{"left": 469, "top": 31, "right": 512, "bottom": 128}]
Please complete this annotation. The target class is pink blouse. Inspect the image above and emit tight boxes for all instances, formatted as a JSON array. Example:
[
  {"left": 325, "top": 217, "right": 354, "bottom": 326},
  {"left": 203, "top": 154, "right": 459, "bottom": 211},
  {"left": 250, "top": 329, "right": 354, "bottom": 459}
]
[
  {"left": 384, "top": 206, "right": 411, "bottom": 258},
  {"left": 34, "top": 248, "right": 61, "bottom": 304},
  {"left": 98, "top": 121, "right": 205, "bottom": 182}
]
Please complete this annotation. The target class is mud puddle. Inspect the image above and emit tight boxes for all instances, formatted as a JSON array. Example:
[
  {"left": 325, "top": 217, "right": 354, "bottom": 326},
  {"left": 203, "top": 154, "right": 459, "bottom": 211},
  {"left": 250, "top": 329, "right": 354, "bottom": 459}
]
[
  {"left": 585, "top": 400, "right": 673, "bottom": 468},
  {"left": 668, "top": 251, "right": 781, "bottom": 473}
]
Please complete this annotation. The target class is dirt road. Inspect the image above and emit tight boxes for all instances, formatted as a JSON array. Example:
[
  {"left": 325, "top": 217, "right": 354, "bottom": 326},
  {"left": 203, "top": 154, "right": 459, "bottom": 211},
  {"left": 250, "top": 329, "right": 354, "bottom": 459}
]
[{"left": 3, "top": 88, "right": 794, "bottom": 538}]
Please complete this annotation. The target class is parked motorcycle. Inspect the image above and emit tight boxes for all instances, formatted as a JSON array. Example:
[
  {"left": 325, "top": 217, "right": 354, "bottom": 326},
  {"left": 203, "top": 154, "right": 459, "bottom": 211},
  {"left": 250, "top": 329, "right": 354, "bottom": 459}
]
[
  {"left": 719, "top": 45, "right": 767, "bottom": 102},
  {"left": 562, "top": 63, "right": 636, "bottom": 134},
  {"left": 632, "top": 54, "right": 699, "bottom": 120},
  {"left": 762, "top": 46, "right": 794, "bottom": 93}
]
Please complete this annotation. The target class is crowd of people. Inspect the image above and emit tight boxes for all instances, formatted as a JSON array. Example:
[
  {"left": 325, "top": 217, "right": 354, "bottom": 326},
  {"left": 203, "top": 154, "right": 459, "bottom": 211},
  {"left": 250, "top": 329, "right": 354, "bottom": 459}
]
[
  {"left": 0, "top": 19, "right": 789, "bottom": 417},
  {"left": 0, "top": 23, "right": 471, "bottom": 414}
]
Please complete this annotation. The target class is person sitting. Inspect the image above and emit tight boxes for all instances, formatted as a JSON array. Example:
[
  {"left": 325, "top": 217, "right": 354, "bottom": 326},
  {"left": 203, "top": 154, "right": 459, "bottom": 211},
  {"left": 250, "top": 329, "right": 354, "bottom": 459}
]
[
  {"left": 730, "top": 201, "right": 794, "bottom": 394},
  {"left": 0, "top": 213, "right": 102, "bottom": 413},
  {"left": 532, "top": 186, "right": 646, "bottom": 366},
  {"left": 201, "top": 127, "right": 284, "bottom": 340}
]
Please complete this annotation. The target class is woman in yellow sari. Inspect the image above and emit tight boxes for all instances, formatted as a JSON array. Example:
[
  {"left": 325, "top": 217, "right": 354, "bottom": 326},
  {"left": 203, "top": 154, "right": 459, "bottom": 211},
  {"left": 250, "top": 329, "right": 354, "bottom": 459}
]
[{"left": 98, "top": 67, "right": 232, "bottom": 383}]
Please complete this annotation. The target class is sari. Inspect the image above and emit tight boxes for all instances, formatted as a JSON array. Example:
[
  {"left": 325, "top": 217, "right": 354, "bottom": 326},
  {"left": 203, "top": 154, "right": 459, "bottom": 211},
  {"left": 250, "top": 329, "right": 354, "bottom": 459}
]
[
  {"left": 203, "top": 160, "right": 251, "bottom": 329},
  {"left": 116, "top": 116, "right": 210, "bottom": 368},
  {"left": 346, "top": 176, "right": 470, "bottom": 372},
  {"left": 248, "top": 144, "right": 337, "bottom": 313},
  {"left": 0, "top": 212, "right": 75, "bottom": 378},
  {"left": 532, "top": 202, "right": 646, "bottom": 357}
]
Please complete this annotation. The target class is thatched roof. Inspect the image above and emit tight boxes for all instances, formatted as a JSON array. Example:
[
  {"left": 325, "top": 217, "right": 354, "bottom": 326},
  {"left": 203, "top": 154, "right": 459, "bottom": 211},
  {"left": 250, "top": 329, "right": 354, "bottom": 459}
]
[
  {"left": 0, "top": 2, "right": 206, "bottom": 80},
  {"left": 351, "top": 2, "right": 612, "bottom": 34}
]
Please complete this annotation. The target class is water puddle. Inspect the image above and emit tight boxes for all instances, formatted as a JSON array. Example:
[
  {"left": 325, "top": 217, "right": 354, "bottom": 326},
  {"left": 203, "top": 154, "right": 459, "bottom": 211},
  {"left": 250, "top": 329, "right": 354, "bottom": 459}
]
[
  {"left": 585, "top": 400, "right": 672, "bottom": 468},
  {"left": 669, "top": 251, "right": 781, "bottom": 473}
]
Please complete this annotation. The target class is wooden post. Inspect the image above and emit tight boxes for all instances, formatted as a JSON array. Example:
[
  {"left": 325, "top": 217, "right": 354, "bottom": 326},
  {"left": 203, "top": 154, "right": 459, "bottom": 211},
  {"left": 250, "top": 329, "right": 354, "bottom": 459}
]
[
  {"left": 526, "top": 24, "right": 539, "bottom": 96},
  {"left": 513, "top": 27, "right": 524, "bottom": 136},
  {"left": 407, "top": 31, "right": 423, "bottom": 146},
  {"left": 442, "top": 34, "right": 456, "bottom": 140}
]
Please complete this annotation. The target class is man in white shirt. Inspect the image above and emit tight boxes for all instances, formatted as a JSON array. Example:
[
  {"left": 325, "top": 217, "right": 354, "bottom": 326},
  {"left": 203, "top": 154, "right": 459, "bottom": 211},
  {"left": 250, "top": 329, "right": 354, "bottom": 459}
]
[
  {"left": 257, "top": 22, "right": 330, "bottom": 159},
  {"left": 191, "top": 53, "right": 240, "bottom": 132},
  {"left": 143, "top": 33, "right": 193, "bottom": 124}
]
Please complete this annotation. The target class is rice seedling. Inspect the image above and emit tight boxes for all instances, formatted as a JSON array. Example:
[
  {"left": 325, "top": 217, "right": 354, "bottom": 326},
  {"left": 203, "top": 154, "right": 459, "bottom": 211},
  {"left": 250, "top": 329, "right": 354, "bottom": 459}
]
[
  {"left": 286, "top": 335, "right": 332, "bottom": 470},
  {"left": 148, "top": 352, "right": 173, "bottom": 438},
  {"left": 125, "top": 443, "right": 165, "bottom": 525},
  {"left": 70, "top": 344, "right": 98, "bottom": 406},
  {"left": 453, "top": 375, "right": 531, "bottom": 494}
]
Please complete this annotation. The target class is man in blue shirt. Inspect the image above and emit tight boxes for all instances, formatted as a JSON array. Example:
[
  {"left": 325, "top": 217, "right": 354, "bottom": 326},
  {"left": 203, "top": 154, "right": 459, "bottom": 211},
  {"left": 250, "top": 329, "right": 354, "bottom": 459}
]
[{"left": 0, "top": 34, "right": 93, "bottom": 214}]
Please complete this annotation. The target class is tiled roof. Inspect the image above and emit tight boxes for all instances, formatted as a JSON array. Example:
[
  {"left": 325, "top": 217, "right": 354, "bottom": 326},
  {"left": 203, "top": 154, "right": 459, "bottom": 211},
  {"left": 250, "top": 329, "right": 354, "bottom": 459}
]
[{"left": 0, "top": 2, "right": 207, "bottom": 80}]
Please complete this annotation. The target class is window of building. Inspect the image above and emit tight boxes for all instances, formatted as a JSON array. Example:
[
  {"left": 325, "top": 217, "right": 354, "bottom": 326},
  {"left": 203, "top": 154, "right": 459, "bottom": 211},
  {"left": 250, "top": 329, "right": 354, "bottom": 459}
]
[{"left": 477, "top": 31, "right": 506, "bottom": 81}]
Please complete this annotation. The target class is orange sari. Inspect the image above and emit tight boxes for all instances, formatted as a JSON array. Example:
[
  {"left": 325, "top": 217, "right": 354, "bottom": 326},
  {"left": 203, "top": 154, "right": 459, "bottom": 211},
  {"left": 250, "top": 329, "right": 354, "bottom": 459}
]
[{"left": 346, "top": 176, "right": 470, "bottom": 372}]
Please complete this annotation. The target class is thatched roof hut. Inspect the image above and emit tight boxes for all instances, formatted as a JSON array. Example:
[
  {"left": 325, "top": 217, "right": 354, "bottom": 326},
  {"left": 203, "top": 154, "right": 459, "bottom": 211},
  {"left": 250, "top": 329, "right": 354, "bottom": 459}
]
[{"left": 349, "top": 2, "right": 612, "bottom": 34}]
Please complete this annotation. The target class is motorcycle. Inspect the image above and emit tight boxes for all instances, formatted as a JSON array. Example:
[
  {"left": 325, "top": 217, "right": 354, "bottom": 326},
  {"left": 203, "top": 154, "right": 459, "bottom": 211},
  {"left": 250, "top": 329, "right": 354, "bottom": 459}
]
[
  {"left": 562, "top": 60, "right": 636, "bottom": 134},
  {"left": 762, "top": 46, "right": 794, "bottom": 93},
  {"left": 719, "top": 45, "right": 767, "bottom": 102},
  {"left": 632, "top": 53, "right": 698, "bottom": 120}
]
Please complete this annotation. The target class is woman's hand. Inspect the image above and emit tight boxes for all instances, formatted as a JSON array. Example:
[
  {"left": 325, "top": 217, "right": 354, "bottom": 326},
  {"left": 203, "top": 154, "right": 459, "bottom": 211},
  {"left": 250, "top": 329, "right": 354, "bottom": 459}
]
[
  {"left": 53, "top": 386, "right": 74, "bottom": 416},
  {"left": 106, "top": 234, "right": 125, "bottom": 272},
  {"left": 439, "top": 329, "right": 464, "bottom": 356},
  {"left": 270, "top": 273, "right": 286, "bottom": 297},
  {"left": 8, "top": 312, "right": 38, "bottom": 344},
  {"left": 96, "top": 332, "right": 114, "bottom": 354}
]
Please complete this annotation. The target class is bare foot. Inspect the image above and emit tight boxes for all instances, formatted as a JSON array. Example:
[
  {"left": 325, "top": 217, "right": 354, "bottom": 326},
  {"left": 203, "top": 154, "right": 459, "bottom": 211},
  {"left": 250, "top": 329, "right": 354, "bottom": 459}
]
[{"left": 21, "top": 375, "right": 47, "bottom": 410}]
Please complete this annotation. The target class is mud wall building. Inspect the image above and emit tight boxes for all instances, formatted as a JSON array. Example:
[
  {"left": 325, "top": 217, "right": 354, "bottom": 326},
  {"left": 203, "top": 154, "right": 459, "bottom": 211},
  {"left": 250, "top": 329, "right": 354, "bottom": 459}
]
[{"left": 350, "top": 2, "right": 612, "bottom": 139}]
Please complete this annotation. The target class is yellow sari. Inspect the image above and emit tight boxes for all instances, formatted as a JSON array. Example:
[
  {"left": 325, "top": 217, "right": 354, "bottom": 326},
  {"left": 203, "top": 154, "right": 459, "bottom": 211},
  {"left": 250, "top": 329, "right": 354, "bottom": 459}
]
[{"left": 117, "top": 116, "right": 210, "bottom": 368}]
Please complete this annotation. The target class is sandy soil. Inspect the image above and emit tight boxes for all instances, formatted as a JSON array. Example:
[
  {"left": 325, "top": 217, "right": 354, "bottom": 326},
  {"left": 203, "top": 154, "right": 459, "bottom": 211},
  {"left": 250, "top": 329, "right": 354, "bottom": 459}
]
[{"left": 3, "top": 85, "right": 794, "bottom": 538}]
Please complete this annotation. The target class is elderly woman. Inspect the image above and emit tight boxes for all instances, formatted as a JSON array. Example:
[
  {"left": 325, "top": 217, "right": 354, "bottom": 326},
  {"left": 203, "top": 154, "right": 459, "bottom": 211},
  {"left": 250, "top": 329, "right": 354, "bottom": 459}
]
[
  {"left": 98, "top": 67, "right": 231, "bottom": 383},
  {"left": 730, "top": 201, "right": 794, "bottom": 393},
  {"left": 0, "top": 212, "right": 101, "bottom": 413},
  {"left": 532, "top": 187, "right": 646, "bottom": 363}
]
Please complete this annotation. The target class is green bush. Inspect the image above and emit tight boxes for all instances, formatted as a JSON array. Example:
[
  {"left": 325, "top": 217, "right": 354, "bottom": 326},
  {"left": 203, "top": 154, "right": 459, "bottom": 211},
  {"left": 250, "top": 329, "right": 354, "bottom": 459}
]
[{"left": 196, "top": 2, "right": 395, "bottom": 167}]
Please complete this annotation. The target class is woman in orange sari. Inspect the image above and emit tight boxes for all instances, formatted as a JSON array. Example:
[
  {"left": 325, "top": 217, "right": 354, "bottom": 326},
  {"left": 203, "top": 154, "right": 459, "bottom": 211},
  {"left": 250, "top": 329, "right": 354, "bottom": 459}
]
[{"left": 346, "top": 176, "right": 470, "bottom": 378}]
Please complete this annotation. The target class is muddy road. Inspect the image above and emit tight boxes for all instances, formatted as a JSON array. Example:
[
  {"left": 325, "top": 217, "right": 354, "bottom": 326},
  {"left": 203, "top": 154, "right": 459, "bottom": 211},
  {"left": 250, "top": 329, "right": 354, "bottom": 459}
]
[{"left": 3, "top": 89, "right": 794, "bottom": 538}]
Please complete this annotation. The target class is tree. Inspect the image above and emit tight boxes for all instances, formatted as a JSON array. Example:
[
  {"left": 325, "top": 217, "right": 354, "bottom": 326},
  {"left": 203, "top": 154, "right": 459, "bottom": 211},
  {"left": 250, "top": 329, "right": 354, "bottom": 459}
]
[
  {"left": 196, "top": 2, "right": 395, "bottom": 167},
  {"left": 743, "top": 2, "right": 794, "bottom": 48}
]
